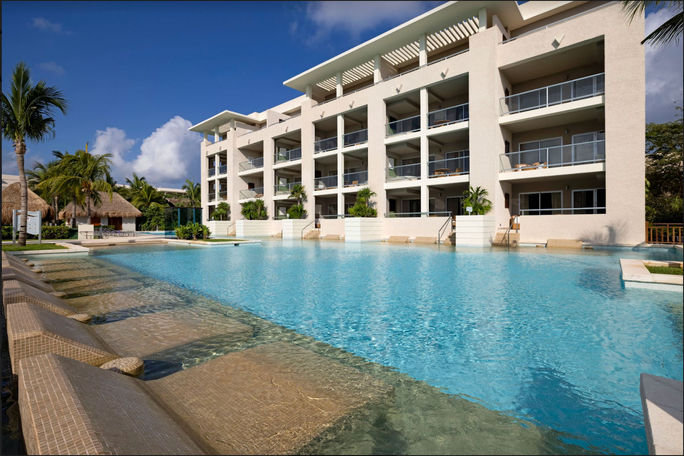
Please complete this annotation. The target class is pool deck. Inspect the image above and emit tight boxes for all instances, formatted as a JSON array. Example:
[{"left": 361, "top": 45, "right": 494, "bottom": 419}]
[{"left": 640, "top": 373, "right": 683, "bottom": 455}]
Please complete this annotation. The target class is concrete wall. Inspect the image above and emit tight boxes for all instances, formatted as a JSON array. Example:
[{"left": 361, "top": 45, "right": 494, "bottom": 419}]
[
  {"left": 383, "top": 217, "right": 447, "bottom": 240},
  {"left": 206, "top": 220, "right": 233, "bottom": 236},
  {"left": 235, "top": 220, "right": 282, "bottom": 238},
  {"left": 281, "top": 219, "right": 311, "bottom": 239},
  {"left": 344, "top": 218, "right": 383, "bottom": 242},
  {"left": 454, "top": 215, "right": 496, "bottom": 247},
  {"left": 319, "top": 219, "right": 345, "bottom": 237}
]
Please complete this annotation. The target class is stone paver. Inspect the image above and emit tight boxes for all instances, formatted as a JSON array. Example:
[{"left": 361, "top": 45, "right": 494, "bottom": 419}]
[{"left": 641, "top": 373, "right": 683, "bottom": 455}]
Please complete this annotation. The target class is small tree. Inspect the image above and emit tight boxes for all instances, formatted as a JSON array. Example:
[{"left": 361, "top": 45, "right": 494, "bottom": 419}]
[
  {"left": 212, "top": 202, "right": 230, "bottom": 221},
  {"left": 462, "top": 186, "right": 492, "bottom": 215},
  {"left": 348, "top": 187, "right": 377, "bottom": 217},
  {"left": 287, "top": 184, "right": 307, "bottom": 219},
  {"left": 240, "top": 199, "right": 268, "bottom": 220},
  {"left": 141, "top": 203, "right": 165, "bottom": 230}
]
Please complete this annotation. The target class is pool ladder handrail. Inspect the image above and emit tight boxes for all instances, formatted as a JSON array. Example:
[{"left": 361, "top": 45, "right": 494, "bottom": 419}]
[
  {"left": 437, "top": 214, "right": 454, "bottom": 245},
  {"left": 300, "top": 219, "right": 316, "bottom": 239}
]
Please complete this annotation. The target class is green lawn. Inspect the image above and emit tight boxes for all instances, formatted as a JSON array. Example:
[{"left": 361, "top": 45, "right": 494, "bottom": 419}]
[
  {"left": 2, "top": 243, "right": 68, "bottom": 252},
  {"left": 202, "top": 238, "right": 247, "bottom": 242},
  {"left": 646, "top": 265, "right": 684, "bottom": 275}
]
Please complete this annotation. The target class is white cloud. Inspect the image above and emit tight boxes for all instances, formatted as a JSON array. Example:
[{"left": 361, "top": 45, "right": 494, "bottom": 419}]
[
  {"left": 305, "top": 1, "right": 439, "bottom": 40},
  {"left": 37, "top": 61, "right": 66, "bottom": 76},
  {"left": 644, "top": 7, "right": 683, "bottom": 122},
  {"left": 91, "top": 117, "right": 201, "bottom": 187},
  {"left": 31, "top": 17, "right": 69, "bottom": 34},
  {"left": 1, "top": 148, "right": 43, "bottom": 175}
]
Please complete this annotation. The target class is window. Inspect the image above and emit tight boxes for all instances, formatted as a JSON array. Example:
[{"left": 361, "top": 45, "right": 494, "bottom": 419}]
[
  {"left": 446, "top": 196, "right": 464, "bottom": 216},
  {"left": 519, "top": 191, "right": 562, "bottom": 215},
  {"left": 572, "top": 188, "right": 605, "bottom": 214}
]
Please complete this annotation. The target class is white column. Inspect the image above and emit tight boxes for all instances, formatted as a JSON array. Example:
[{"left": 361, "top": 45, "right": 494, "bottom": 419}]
[
  {"left": 420, "top": 87, "right": 429, "bottom": 216},
  {"left": 478, "top": 8, "right": 488, "bottom": 31},
  {"left": 419, "top": 34, "right": 427, "bottom": 66},
  {"left": 263, "top": 138, "right": 275, "bottom": 219},
  {"left": 373, "top": 55, "right": 382, "bottom": 83},
  {"left": 336, "top": 73, "right": 343, "bottom": 98},
  {"left": 214, "top": 128, "right": 219, "bottom": 142},
  {"left": 337, "top": 114, "right": 344, "bottom": 151}
]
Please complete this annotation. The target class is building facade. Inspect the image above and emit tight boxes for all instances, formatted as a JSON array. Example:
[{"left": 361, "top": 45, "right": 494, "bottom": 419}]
[{"left": 191, "top": 1, "right": 645, "bottom": 245}]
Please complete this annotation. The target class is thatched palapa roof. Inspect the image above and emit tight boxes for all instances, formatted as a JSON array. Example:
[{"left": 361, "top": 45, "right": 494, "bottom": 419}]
[
  {"left": 58, "top": 191, "right": 142, "bottom": 219},
  {"left": 1, "top": 182, "right": 53, "bottom": 225}
]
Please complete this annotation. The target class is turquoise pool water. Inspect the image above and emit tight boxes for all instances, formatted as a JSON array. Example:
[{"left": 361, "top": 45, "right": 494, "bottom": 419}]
[{"left": 95, "top": 242, "right": 683, "bottom": 454}]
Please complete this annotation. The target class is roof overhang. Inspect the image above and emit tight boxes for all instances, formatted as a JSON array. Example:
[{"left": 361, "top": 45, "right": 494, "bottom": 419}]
[{"left": 189, "top": 110, "right": 258, "bottom": 133}]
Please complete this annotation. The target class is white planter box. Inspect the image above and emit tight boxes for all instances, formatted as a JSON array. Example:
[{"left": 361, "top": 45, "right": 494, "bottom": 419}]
[
  {"left": 236, "top": 220, "right": 282, "bottom": 237},
  {"left": 281, "top": 219, "right": 311, "bottom": 239},
  {"left": 77, "top": 224, "right": 94, "bottom": 240},
  {"left": 344, "top": 217, "right": 383, "bottom": 242},
  {"left": 453, "top": 215, "right": 496, "bottom": 247},
  {"left": 206, "top": 220, "right": 232, "bottom": 236}
]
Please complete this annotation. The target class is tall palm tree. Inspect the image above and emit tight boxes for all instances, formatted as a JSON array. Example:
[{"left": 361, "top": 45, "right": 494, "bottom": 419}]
[
  {"left": 45, "top": 150, "right": 114, "bottom": 224},
  {"left": 1, "top": 62, "right": 67, "bottom": 245},
  {"left": 623, "top": 1, "right": 683, "bottom": 45},
  {"left": 182, "top": 179, "right": 201, "bottom": 207},
  {"left": 288, "top": 183, "right": 307, "bottom": 206},
  {"left": 130, "top": 182, "right": 166, "bottom": 209}
]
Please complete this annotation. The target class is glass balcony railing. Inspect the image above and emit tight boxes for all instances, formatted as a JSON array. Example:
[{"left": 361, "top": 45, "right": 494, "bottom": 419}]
[
  {"left": 429, "top": 154, "right": 469, "bottom": 177},
  {"left": 343, "top": 129, "right": 368, "bottom": 147},
  {"left": 208, "top": 168, "right": 216, "bottom": 177},
  {"left": 208, "top": 192, "right": 216, "bottom": 202},
  {"left": 499, "top": 140, "right": 605, "bottom": 172},
  {"left": 218, "top": 164, "right": 227, "bottom": 175},
  {"left": 239, "top": 187, "right": 264, "bottom": 199},
  {"left": 386, "top": 163, "right": 421, "bottom": 181},
  {"left": 218, "top": 191, "right": 227, "bottom": 200},
  {"left": 238, "top": 157, "right": 264, "bottom": 172},
  {"left": 386, "top": 115, "right": 420, "bottom": 136},
  {"left": 314, "top": 136, "right": 337, "bottom": 154},
  {"left": 314, "top": 175, "right": 338, "bottom": 191},
  {"left": 274, "top": 147, "right": 302, "bottom": 163},
  {"left": 274, "top": 181, "right": 302, "bottom": 195},
  {"left": 500, "top": 73, "right": 605, "bottom": 115},
  {"left": 428, "top": 103, "right": 469, "bottom": 128},
  {"left": 343, "top": 171, "right": 368, "bottom": 187}
]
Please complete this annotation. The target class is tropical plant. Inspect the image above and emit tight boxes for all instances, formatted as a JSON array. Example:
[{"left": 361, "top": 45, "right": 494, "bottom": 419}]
[
  {"left": 175, "top": 222, "right": 210, "bottom": 240},
  {"left": 27, "top": 150, "right": 67, "bottom": 224},
  {"left": 622, "top": 1, "right": 683, "bottom": 46},
  {"left": 141, "top": 203, "right": 165, "bottom": 230},
  {"left": 182, "top": 179, "right": 201, "bottom": 207},
  {"left": 240, "top": 199, "right": 268, "bottom": 220},
  {"left": 287, "top": 204, "right": 306, "bottom": 219},
  {"left": 348, "top": 187, "right": 377, "bottom": 217},
  {"left": 286, "top": 184, "right": 307, "bottom": 219},
  {"left": 211, "top": 202, "right": 230, "bottom": 221},
  {"left": 130, "top": 182, "right": 166, "bottom": 209},
  {"left": 1, "top": 62, "right": 67, "bottom": 245},
  {"left": 462, "top": 186, "right": 492, "bottom": 215}
]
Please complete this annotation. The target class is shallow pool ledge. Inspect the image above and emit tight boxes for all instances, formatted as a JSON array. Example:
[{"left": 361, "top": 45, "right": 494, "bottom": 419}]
[
  {"left": 640, "top": 373, "right": 683, "bottom": 455},
  {"left": 620, "top": 259, "right": 683, "bottom": 292}
]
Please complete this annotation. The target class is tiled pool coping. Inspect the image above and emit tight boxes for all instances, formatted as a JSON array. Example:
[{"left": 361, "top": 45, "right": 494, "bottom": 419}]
[
  {"left": 640, "top": 373, "right": 683, "bottom": 455},
  {"left": 620, "top": 259, "right": 683, "bottom": 292}
]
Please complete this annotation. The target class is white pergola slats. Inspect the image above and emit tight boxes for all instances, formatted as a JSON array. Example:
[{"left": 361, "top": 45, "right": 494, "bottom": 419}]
[{"left": 314, "top": 15, "right": 479, "bottom": 92}]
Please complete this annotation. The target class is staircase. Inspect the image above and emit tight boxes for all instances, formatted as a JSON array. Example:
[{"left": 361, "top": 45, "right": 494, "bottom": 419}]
[
  {"left": 302, "top": 229, "right": 320, "bottom": 240},
  {"left": 492, "top": 216, "right": 520, "bottom": 247}
]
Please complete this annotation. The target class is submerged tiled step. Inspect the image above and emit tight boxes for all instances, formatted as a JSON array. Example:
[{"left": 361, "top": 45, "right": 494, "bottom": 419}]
[
  {"left": 53, "top": 278, "right": 142, "bottom": 295},
  {"left": 65, "top": 288, "right": 191, "bottom": 320},
  {"left": 149, "top": 342, "right": 393, "bottom": 455}
]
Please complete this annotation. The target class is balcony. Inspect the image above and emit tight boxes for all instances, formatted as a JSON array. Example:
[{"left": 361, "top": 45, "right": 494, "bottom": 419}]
[
  {"left": 208, "top": 168, "right": 216, "bottom": 177},
  {"left": 218, "top": 191, "right": 227, "bottom": 201},
  {"left": 428, "top": 103, "right": 469, "bottom": 128},
  {"left": 315, "top": 175, "right": 338, "bottom": 191},
  {"left": 275, "top": 147, "right": 302, "bottom": 163},
  {"left": 343, "top": 171, "right": 368, "bottom": 187},
  {"left": 208, "top": 192, "right": 216, "bottom": 202},
  {"left": 314, "top": 137, "right": 338, "bottom": 154},
  {"left": 500, "top": 140, "right": 605, "bottom": 172},
  {"left": 429, "top": 154, "right": 469, "bottom": 177},
  {"left": 239, "top": 187, "right": 264, "bottom": 200},
  {"left": 386, "top": 115, "right": 420, "bottom": 137},
  {"left": 218, "top": 164, "right": 227, "bottom": 175},
  {"left": 343, "top": 129, "right": 368, "bottom": 147},
  {"left": 239, "top": 157, "right": 264, "bottom": 172},
  {"left": 274, "top": 181, "right": 301, "bottom": 195},
  {"left": 387, "top": 163, "right": 420, "bottom": 181},
  {"left": 500, "top": 73, "right": 605, "bottom": 115}
]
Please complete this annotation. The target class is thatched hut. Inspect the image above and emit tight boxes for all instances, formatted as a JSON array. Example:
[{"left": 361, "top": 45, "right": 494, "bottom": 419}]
[
  {"left": 1, "top": 182, "right": 53, "bottom": 225},
  {"left": 58, "top": 191, "right": 142, "bottom": 230}
]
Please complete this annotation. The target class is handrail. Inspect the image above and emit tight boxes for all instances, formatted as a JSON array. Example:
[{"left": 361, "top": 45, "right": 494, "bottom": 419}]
[
  {"left": 386, "top": 211, "right": 451, "bottom": 218},
  {"left": 646, "top": 222, "right": 683, "bottom": 244},
  {"left": 519, "top": 206, "right": 606, "bottom": 215},
  {"left": 300, "top": 219, "right": 315, "bottom": 239},
  {"left": 438, "top": 215, "right": 452, "bottom": 245},
  {"left": 427, "top": 48, "right": 469, "bottom": 66}
]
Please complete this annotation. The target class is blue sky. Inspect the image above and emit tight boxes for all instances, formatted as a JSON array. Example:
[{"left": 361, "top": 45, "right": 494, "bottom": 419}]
[{"left": 2, "top": 1, "right": 682, "bottom": 188}]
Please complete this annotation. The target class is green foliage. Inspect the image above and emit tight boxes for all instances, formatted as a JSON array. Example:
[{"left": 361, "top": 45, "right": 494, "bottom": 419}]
[
  {"left": 141, "top": 204, "right": 165, "bottom": 230},
  {"left": 240, "top": 199, "right": 268, "bottom": 220},
  {"left": 645, "top": 111, "right": 683, "bottom": 222},
  {"left": 286, "top": 204, "right": 307, "bottom": 219},
  {"left": 2, "top": 243, "right": 68, "bottom": 252},
  {"left": 462, "top": 186, "right": 492, "bottom": 215},
  {"left": 175, "top": 222, "right": 211, "bottom": 240},
  {"left": 211, "top": 202, "right": 230, "bottom": 221},
  {"left": 2, "top": 225, "right": 76, "bottom": 240},
  {"left": 622, "top": 1, "right": 683, "bottom": 46},
  {"left": 347, "top": 187, "right": 377, "bottom": 217},
  {"left": 289, "top": 184, "right": 307, "bottom": 205},
  {"left": 646, "top": 265, "right": 683, "bottom": 275},
  {"left": 182, "top": 179, "right": 201, "bottom": 207}
]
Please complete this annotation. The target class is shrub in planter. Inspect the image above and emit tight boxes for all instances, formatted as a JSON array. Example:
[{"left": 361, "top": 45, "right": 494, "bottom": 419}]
[
  {"left": 347, "top": 187, "right": 377, "bottom": 217},
  {"left": 175, "top": 222, "right": 211, "bottom": 240},
  {"left": 286, "top": 204, "right": 306, "bottom": 219}
]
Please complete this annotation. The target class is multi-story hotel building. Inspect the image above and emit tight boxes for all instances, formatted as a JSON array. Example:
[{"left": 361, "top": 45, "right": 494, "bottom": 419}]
[{"left": 191, "top": 1, "right": 645, "bottom": 245}]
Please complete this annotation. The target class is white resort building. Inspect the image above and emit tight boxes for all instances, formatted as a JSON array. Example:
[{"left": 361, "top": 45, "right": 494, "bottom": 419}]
[{"left": 191, "top": 0, "right": 645, "bottom": 246}]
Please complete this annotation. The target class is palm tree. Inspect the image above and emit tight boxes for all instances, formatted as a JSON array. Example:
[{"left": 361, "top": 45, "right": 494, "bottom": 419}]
[
  {"left": 130, "top": 182, "right": 166, "bottom": 209},
  {"left": 27, "top": 151, "right": 64, "bottom": 224},
  {"left": 462, "top": 186, "right": 492, "bottom": 215},
  {"left": 356, "top": 187, "right": 376, "bottom": 204},
  {"left": 623, "top": 1, "right": 683, "bottom": 45},
  {"left": 288, "top": 183, "right": 307, "bottom": 206},
  {"left": 212, "top": 202, "right": 230, "bottom": 221},
  {"left": 182, "top": 179, "right": 201, "bottom": 207},
  {"left": 44, "top": 150, "right": 114, "bottom": 224},
  {"left": 1, "top": 62, "right": 67, "bottom": 245}
]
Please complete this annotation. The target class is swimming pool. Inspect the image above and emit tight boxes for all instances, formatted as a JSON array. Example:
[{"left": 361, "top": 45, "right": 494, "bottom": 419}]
[{"left": 94, "top": 242, "right": 683, "bottom": 454}]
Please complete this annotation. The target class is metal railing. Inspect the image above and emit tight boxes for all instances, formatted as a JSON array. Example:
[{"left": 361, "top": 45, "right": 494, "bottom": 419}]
[
  {"left": 383, "top": 64, "right": 421, "bottom": 83},
  {"left": 385, "top": 211, "right": 451, "bottom": 218},
  {"left": 321, "top": 214, "right": 346, "bottom": 219},
  {"left": 427, "top": 48, "right": 469, "bottom": 66},
  {"left": 519, "top": 206, "right": 606, "bottom": 215},
  {"left": 437, "top": 215, "right": 454, "bottom": 245},
  {"left": 274, "top": 147, "right": 301, "bottom": 163},
  {"left": 500, "top": 73, "right": 605, "bottom": 115},
  {"left": 500, "top": 140, "right": 605, "bottom": 172},
  {"left": 343, "top": 171, "right": 368, "bottom": 187},
  {"left": 239, "top": 157, "right": 264, "bottom": 172},
  {"left": 429, "top": 155, "right": 469, "bottom": 177},
  {"left": 274, "top": 181, "right": 301, "bottom": 195},
  {"left": 314, "top": 136, "right": 338, "bottom": 154},
  {"left": 646, "top": 223, "right": 683, "bottom": 244},
  {"left": 344, "top": 129, "right": 368, "bottom": 147},
  {"left": 239, "top": 187, "right": 264, "bottom": 199},
  {"left": 387, "top": 163, "right": 421, "bottom": 181},
  {"left": 386, "top": 115, "right": 421, "bottom": 136},
  {"left": 314, "top": 175, "right": 338, "bottom": 190},
  {"left": 208, "top": 192, "right": 216, "bottom": 202},
  {"left": 428, "top": 103, "right": 469, "bottom": 127},
  {"left": 218, "top": 164, "right": 227, "bottom": 175},
  {"left": 208, "top": 168, "right": 216, "bottom": 177}
]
